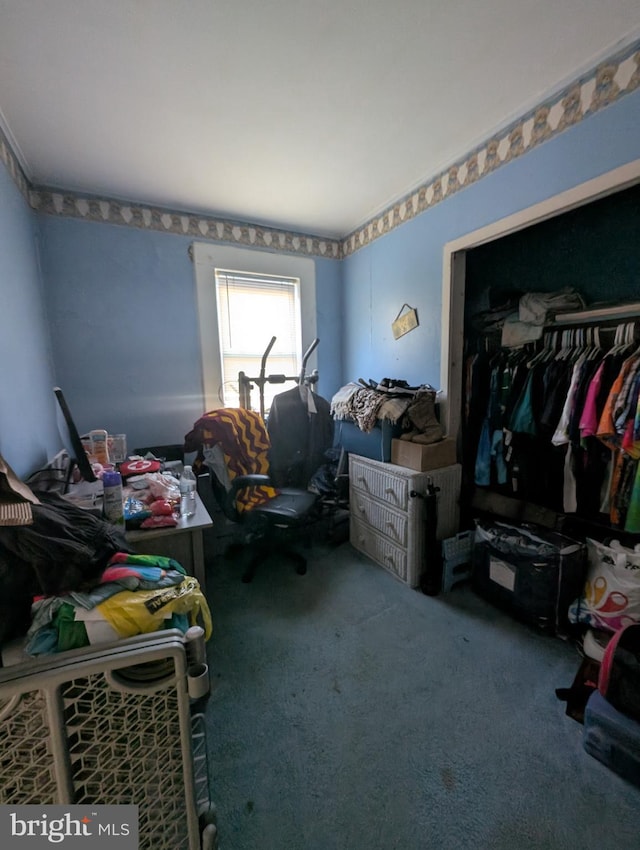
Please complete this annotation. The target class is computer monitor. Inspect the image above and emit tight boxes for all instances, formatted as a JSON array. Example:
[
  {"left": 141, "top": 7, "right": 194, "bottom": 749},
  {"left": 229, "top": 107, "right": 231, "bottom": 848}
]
[{"left": 53, "top": 387, "right": 98, "bottom": 488}]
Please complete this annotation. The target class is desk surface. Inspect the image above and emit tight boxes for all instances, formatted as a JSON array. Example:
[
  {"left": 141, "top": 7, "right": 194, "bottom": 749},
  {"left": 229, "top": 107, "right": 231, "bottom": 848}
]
[{"left": 126, "top": 492, "right": 213, "bottom": 542}]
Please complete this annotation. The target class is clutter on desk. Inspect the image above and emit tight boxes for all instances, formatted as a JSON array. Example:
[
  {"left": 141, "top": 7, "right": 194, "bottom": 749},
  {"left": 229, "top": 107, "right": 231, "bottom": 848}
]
[
  {"left": 79, "top": 431, "right": 128, "bottom": 467},
  {"left": 179, "top": 465, "right": 197, "bottom": 517},
  {"left": 87, "top": 429, "right": 110, "bottom": 465},
  {"left": 120, "top": 468, "right": 182, "bottom": 529},
  {"left": 119, "top": 457, "right": 162, "bottom": 476},
  {"left": 24, "top": 442, "right": 187, "bottom": 530},
  {"left": 102, "top": 468, "right": 124, "bottom": 525},
  {"left": 123, "top": 495, "right": 152, "bottom": 524},
  {"left": 92, "top": 447, "right": 183, "bottom": 529}
]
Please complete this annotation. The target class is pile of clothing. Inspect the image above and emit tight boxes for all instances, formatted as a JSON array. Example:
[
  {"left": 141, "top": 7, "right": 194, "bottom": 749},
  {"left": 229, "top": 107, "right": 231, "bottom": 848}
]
[
  {"left": 470, "top": 287, "right": 585, "bottom": 345},
  {"left": 330, "top": 378, "right": 444, "bottom": 444},
  {"left": 26, "top": 552, "right": 212, "bottom": 655},
  {"left": 0, "top": 454, "right": 211, "bottom": 660}
]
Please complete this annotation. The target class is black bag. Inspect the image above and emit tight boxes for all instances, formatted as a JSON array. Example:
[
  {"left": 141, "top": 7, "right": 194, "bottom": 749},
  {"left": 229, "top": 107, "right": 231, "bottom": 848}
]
[
  {"left": 599, "top": 624, "right": 640, "bottom": 722},
  {"left": 0, "top": 491, "right": 131, "bottom": 596}
]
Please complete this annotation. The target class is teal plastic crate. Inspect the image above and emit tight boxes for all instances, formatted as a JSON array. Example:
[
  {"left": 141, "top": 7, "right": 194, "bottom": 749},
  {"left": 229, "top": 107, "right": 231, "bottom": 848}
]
[{"left": 441, "top": 530, "right": 474, "bottom": 592}]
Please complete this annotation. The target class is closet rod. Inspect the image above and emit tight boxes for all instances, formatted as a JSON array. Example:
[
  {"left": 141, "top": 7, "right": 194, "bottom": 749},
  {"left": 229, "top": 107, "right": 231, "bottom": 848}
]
[{"left": 554, "top": 302, "right": 640, "bottom": 325}]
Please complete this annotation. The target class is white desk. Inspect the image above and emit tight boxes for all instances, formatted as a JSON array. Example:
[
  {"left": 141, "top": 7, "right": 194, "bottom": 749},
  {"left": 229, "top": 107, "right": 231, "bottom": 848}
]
[{"left": 126, "top": 493, "right": 213, "bottom": 592}]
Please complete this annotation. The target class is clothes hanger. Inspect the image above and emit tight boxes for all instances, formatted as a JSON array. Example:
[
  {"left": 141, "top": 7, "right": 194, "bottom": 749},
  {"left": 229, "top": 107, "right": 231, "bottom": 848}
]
[
  {"left": 554, "top": 328, "right": 572, "bottom": 361},
  {"left": 527, "top": 329, "right": 555, "bottom": 368}
]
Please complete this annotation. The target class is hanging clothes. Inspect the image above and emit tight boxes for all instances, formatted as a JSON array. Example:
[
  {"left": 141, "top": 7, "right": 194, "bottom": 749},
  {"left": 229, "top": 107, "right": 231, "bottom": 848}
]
[
  {"left": 466, "top": 318, "right": 640, "bottom": 530},
  {"left": 267, "top": 386, "right": 334, "bottom": 488}
]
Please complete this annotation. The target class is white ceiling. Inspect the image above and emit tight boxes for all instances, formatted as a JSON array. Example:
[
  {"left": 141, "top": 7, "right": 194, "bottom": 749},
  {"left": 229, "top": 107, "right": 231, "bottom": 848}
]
[{"left": 1, "top": 1, "right": 640, "bottom": 239}]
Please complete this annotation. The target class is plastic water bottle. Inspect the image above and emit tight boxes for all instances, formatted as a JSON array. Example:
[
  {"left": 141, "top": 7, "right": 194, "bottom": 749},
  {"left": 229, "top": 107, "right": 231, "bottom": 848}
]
[
  {"left": 102, "top": 469, "right": 124, "bottom": 525},
  {"left": 180, "top": 465, "right": 197, "bottom": 518}
]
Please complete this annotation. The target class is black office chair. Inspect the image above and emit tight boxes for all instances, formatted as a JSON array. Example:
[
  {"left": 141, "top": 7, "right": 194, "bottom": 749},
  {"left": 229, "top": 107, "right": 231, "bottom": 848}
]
[{"left": 184, "top": 408, "right": 319, "bottom": 583}]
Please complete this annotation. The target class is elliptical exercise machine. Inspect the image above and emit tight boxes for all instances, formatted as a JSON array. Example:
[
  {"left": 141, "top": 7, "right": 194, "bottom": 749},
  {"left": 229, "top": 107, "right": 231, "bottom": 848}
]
[{"left": 237, "top": 336, "right": 320, "bottom": 418}]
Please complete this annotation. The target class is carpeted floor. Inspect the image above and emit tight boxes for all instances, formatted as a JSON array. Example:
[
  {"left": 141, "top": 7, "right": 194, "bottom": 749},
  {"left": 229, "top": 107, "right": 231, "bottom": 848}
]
[{"left": 201, "top": 536, "right": 640, "bottom": 850}]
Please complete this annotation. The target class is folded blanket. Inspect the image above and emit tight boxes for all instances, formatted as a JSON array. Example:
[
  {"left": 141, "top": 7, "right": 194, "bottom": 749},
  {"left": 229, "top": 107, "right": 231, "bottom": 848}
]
[
  {"left": 377, "top": 396, "right": 412, "bottom": 423},
  {"left": 330, "top": 382, "right": 361, "bottom": 419},
  {"left": 347, "top": 388, "right": 387, "bottom": 432}
]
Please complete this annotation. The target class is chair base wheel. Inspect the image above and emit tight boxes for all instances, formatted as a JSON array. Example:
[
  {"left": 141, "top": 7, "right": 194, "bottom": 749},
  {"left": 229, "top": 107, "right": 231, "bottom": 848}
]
[{"left": 291, "top": 552, "right": 307, "bottom": 575}]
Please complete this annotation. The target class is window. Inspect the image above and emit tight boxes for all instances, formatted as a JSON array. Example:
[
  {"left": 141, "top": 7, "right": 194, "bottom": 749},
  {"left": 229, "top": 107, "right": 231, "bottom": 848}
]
[
  {"left": 215, "top": 269, "right": 302, "bottom": 410},
  {"left": 193, "top": 243, "right": 317, "bottom": 414}
]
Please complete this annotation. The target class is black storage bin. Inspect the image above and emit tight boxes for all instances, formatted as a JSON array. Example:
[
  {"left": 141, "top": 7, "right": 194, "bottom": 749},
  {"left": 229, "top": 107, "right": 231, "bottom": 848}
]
[{"left": 472, "top": 519, "right": 586, "bottom": 633}]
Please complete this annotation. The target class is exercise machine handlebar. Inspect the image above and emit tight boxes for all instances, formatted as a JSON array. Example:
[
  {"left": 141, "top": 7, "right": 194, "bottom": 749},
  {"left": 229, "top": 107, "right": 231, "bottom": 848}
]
[{"left": 238, "top": 336, "right": 320, "bottom": 417}]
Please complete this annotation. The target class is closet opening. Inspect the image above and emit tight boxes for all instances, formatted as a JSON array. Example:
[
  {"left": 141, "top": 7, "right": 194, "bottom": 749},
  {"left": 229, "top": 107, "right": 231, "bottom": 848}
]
[{"left": 439, "top": 158, "right": 640, "bottom": 540}]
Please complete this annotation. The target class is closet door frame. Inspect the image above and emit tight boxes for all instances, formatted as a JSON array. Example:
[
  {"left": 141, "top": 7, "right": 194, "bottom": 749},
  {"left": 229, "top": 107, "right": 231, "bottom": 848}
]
[{"left": 440, "top": 158, "right": 640, "bottom": 446}]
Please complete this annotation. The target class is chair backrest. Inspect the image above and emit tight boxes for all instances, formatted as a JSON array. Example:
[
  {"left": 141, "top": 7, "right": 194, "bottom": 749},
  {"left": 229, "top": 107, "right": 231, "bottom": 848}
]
[
  {"left": 184, "top": 408, "right": 277, "bottom": 517},
  {"left": 208, "top": 461, "right": 242, "bottom": 522}
]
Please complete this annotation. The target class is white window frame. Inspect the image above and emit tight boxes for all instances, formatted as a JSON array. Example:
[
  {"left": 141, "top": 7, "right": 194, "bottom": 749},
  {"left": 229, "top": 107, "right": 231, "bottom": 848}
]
[{"left": 192, "top": 243, "right": 317, "bottom": 412}]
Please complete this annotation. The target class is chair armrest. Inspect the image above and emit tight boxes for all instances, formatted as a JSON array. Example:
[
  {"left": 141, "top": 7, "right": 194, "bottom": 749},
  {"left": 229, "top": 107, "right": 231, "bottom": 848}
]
[
  {"left": 217, "top": 474, "right": 274, "bottom": 520},
  {"left": 230, "top": 474, "right": 273, "bottom": 494}
]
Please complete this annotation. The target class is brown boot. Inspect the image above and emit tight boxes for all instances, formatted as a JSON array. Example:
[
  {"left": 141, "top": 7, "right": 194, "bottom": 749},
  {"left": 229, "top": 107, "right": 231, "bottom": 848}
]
[
  {"left": 411, "top": 427, "right": 444, "bottom": 445},
  {"left": 405, "top": 390, "right": 444, "bottom": 443}
]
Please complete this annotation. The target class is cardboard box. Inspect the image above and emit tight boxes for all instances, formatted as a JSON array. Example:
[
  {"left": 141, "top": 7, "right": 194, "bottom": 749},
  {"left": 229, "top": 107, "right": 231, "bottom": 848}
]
[{"left": 390, "top": 437, "right": 457, "bottom": 471}]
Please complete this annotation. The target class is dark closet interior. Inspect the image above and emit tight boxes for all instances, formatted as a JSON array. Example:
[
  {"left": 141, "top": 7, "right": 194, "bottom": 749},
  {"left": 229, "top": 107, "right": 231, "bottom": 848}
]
[{"left": 461, "top": 181, "right": 640, "bottom": 543}]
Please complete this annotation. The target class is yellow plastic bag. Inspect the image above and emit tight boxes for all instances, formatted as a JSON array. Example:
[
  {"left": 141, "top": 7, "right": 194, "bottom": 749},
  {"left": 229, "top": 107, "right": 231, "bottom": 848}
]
[{"left": 97, "top": 576, "right": 212, "bottom": 640}]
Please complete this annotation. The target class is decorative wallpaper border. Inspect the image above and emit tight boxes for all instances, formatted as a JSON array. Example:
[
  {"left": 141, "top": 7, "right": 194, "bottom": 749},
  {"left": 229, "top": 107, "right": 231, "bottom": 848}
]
[
  {"left": 27, "top": 190, "right": 342, "bottom": 259},
  {"left": 1, "top": 37, "right": 639, "bottom": 260},
  {"left": 0, "top": 125, "right": 30, "bottom": 200},
  {"left": 0, "top": 125, "right": 341, "bottom": 260},
  {"left": 341, "top": 38, "right": 640, "bottom": 258}
]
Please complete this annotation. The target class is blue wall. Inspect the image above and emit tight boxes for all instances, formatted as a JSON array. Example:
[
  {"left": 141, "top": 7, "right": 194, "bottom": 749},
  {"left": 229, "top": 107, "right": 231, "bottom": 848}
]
[
  {"left": 313, "top": 257, "right": 343, "bottom": 398},
  {"left": 2, "top": 86, "right": 639, "bottom": 476},
  {"left": 38, "top": 215, "right": 343, "bottom": 455},
  {"left": 341, "top": 89, "right": 640, "bottom": 390},
  {"left": 0, "top": 164, "right": 60, "bottom": 478}
]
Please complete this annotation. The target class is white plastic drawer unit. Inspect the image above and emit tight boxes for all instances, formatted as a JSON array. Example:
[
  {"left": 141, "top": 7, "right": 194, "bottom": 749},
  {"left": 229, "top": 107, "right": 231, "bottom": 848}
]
[
  {"left": 351, "top": 490, "right": 408, "bottom": 546},
  {"left": 350, "top": 515, "right": 409, "bottom": 583},
  {"left": 349, "top": 454, "right": 461, "bottom": 588},
  {"left": 350, "top": 460, "right": 410, "bottom": 510},
  {"left": 0, "top": 632, "right": 217, "bottom": 850}
]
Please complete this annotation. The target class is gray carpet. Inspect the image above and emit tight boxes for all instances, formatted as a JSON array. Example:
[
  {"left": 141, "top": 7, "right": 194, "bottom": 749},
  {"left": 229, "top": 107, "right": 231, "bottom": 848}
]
[{"left": 201, "top": 538, "right": 640, "bottom": 850}]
